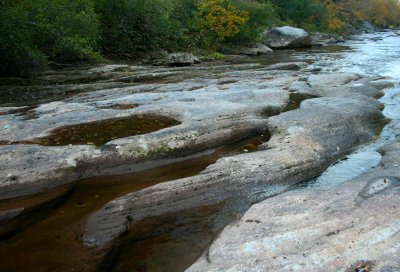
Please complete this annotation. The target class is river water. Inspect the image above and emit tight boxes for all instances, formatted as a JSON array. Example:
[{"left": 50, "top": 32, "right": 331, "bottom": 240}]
[
  {"left": 0, "top": 31, "right": 399, "bottom": 272},
  {"left": 293, "top": 31, "right": 400, "bottom": 189}
]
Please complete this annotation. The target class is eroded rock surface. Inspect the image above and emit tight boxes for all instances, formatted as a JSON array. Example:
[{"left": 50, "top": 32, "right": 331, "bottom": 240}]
[
  {"left": 188, "top": 141, "right": 400, "bottom": 272},
  {"left": 0, "top": 60, "right": 323, "bottom": 212},
  {"left": 83, "top": 92, "right": 385, "bottom": 247}
]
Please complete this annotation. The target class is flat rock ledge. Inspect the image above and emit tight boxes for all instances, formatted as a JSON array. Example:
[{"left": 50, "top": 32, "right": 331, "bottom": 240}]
[
  {"left": 188, "top": 141, "right": 400, "bottom": 272},
  {"left": 83, "top": 93, "right": 385, "bottom": 247},
  {"left": 0, "top": 70, "right": 391, "bottom": 226}
]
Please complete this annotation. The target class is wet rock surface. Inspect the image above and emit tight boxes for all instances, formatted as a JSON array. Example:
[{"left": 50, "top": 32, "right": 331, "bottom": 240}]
[
  {"left": 84, "top": 92, "right": 385, "bottom": 247},
  {"left": 3, "top": 58, "right": 320, "bottom": 203},
  {"left": 188, "top": 141, "right": 400, "bottom": 272}
]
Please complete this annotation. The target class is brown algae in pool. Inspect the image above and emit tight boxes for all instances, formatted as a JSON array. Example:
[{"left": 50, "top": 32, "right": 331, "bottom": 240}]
[
  {"left": 30, "top": 115, "right": 180, "bottom": 146},
  {"left": 99, "top": 202, "right": 229, "bottom": 272}
]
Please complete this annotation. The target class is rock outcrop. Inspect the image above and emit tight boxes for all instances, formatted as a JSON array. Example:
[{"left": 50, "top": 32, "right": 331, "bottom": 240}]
[
  {"left": 83, "top": 90, "right": 385, "bottom": 247},
  {"left": 263, "top": 26, "right": 312, "bottom": 48},
  {"left": 188, "top": 141, "right": 400, "bottom": 272},
  {"left": 1, "top": 63, "right": 299, "bottom": 202}
]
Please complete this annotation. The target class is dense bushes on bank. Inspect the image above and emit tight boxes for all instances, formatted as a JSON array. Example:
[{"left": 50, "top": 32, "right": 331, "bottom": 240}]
[
  {"left": 1, "top": 0, "right": 400, "bottom": 76},
  {"left": 0, "top": 0, "right": 99, "bottom": 76}
]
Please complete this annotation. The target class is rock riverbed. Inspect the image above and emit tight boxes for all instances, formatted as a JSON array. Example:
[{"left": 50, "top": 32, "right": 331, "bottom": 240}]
[{"left": 0, "top": 31, "right": 399, "bottom": 272}]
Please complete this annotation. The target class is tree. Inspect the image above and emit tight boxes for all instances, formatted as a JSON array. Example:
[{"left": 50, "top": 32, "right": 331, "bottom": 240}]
[{"left": 198, "top": 0, "right": 249, "bottom": 41}]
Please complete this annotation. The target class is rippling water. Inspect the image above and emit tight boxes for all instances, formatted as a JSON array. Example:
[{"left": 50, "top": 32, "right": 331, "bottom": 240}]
[{"left": 298, "top": 31, "right": 400, "bottom": 189}]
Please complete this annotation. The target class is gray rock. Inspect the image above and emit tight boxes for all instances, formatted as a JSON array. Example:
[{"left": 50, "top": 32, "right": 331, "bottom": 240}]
[
  {"left": 325, "top": 37, "right": 337, "bottom": 44},
  {"left": 311, "top": 32, "right": 345, "bottom": 46},
  {"left": 289, "top": 73, "right": 390, "bottom": 98},
  {"left": 165, "top": 53, "right": 200, "bottom": 66},
  {"left": 336, "top": 35, "right": 345, "bottom": 42},
  {"left": 240, "top": 44, "right": 273, "bottom": 56},
  {"left": 0, "top": 144, "right": 95, "bottom": 200},
  {"left": 0, "top": 67, "right": 292, "bottom": 200},
  {"left": 83, "top": 94, "right": 385, "bottom": 247},
  {"left": 263, "top": 26, "right": 312, "bottom": 48},
  {"left": 266, "top": 62, "right": 308, "bottom": 71},
  {"left": 188, "top": 142, "right": 400, "bottom": 272}
]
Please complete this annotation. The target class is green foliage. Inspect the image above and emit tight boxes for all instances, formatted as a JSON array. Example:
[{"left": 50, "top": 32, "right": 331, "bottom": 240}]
[
  {"left": 0, "top": 0, "right": 100, "bottom": 76},
  {"left": 95, "top": 0, "right": 187, "bottom": 56},
  {"left": 350, "top": 0, "right": 400, "bottom": 27},
  {"left": 271, "top": 0, "right": 328, "bottom": 30},
  {"left": 0, "top": 1, "right": 46, "bottom": 76},
  {"left": 27, "top": 0, "right": 100, "bottom": 61},
  {"left": 228, "top": 0, "right": 280, "bottom": 45},
  {"left": 3, "top": 0, "right": 400, "bottom": 77}
]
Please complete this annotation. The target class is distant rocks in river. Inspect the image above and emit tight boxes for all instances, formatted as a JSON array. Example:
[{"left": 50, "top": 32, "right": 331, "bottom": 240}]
[
  {"left": 311, "top": 32, "right": 345, "bottom": 46},
  {"left": 262, "top": 26, "right": 345, "bottom": 48},
  {"left": 143, "top": 51, "right": 201, "bottom": 66},
  {"left": 221, "top": 43, "right": 273, "bottom": 56},
  {"left": 238, "top": 44, "right": 273, "bottom": 56},
  {"left": 263, "top": 26, "right": 312, "bottom": 48},
  {"left": 164, "top": 52, "right": 200, "bottom": 66}
]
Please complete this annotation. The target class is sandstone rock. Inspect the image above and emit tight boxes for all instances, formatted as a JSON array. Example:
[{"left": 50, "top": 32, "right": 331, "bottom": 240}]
[
  {"left": 83, "top": 94, "right": 385, "bottom": 247},
  {"left": 263, "top": 26, "right": 312, "bottom": 48},
  {"left": 0, "top": 144, "right": 97, "bottom": 200},
  {"left": 188, "top": 142, "right": 400, "bottom": 272},
  {"left": 0, "top": 74, "right": 290, "bottom": 201}
]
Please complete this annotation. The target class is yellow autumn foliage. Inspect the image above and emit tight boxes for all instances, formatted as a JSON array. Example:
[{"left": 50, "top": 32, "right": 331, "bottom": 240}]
[
  {"left": 198, "top": 0, "right": 249, "bottom": 40},
  {"left": 344, "top": 0, "right": 400, "bottom": 27},
  {"left": 319, "top": 0, "right": 347, "bottom": 31}
]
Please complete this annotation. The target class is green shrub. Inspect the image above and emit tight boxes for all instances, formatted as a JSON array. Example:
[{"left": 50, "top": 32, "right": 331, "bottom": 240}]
[
  {"left": 270, "top": 0, "right": 328, "bottom": 30},
  {"left": 0, "top": 1, "right": 46, "bottom": 76},
  {"left": 95, "top": 0, "right": 187, "bottom": 57},
  {"left": 227, "top": 0, "right": 280, "bottom": 45},
  {"left": 0, "top": 0, "right": 100, "bottom": 76}
]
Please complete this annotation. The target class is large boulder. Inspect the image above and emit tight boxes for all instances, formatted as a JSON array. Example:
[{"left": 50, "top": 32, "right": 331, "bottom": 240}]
[{"left": 263, "top": 26, "right": 312, "bottom": 48}]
